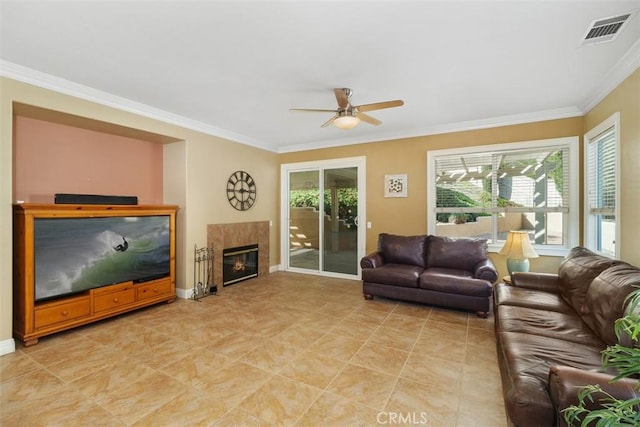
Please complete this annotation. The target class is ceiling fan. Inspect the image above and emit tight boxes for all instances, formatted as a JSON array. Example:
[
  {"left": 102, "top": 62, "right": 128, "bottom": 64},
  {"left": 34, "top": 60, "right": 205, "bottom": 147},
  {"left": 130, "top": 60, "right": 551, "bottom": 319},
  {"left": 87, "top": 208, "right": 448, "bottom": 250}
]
[{"left": 290, "top": 88, "right": 404, "bottom": 129}]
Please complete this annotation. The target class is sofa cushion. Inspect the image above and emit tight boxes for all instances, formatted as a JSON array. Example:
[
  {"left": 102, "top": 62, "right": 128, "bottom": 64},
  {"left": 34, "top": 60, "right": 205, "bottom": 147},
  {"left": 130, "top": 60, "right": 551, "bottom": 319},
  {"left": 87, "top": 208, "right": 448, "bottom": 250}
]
[
  {"left": 558, "top": 246, "right": 623, "bottom": 313},
  {"left": 378, "top": 233, "right": 427, "bottom": 268},
  {"left": 581, "top": 263, "right": 640, "bottom": 346},
  {"left": 494, "top": 283, "right": 575, "bottom": 314},
  {"left": 426, "top": 235, "right": 488, "bottom": 272},
  {"left": 498, "top": 331, "right": 604, "bottom": 427},
  {"left": 419, "top": 268, "right": 492, "bottom": 297},
  {"left": 496, "top": 305, "right": 604, "bottom": 347},
  {"left": 361, "top": 263, "right": 422, "bottom": 288}
]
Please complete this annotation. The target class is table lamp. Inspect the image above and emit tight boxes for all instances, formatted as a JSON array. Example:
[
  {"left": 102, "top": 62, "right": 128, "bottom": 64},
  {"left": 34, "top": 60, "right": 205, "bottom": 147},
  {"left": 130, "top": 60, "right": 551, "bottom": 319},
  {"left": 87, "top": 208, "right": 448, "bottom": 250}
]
[{"left": 499, "top": 230, "right": 539, "bottom": 275}]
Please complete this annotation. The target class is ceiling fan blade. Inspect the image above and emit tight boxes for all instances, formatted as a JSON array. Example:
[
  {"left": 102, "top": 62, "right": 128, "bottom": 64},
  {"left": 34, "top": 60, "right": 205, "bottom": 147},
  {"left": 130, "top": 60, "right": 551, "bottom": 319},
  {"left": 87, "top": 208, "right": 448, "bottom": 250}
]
[
  {"left": 334, "top": 88, "right": 349, "bottom": 109},
  {"left": 356, "top": 100, "right": 404, "bottom": 113},
  {"left": 290, "top": 108, "right": 338, "bottom": 113},
  {"left": 357, "top": 112, "right": 382, "bottom": 126},
  {"left": 321, "top": 115, "right": 338, "bottom": 128}
]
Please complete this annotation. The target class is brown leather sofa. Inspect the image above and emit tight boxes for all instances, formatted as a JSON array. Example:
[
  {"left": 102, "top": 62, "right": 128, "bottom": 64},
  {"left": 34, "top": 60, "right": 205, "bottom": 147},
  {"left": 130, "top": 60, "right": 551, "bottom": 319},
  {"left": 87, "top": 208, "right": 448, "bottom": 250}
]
[
  {"left": 360, "top": 233, "right": 498, "bottom": 317},
  {"left": 494, "top": 247, "right": 640, "bottom": 427}
]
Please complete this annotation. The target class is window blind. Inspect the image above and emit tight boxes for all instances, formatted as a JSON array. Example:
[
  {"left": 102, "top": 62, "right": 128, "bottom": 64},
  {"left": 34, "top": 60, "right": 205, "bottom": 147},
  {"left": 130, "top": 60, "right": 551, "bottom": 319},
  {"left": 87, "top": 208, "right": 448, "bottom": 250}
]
[
  {"left": 587, "top": 126, "right": 616, "bottom": 216},
  {"left": 434, "top": 147, "right": 569, "bottom": 214}
]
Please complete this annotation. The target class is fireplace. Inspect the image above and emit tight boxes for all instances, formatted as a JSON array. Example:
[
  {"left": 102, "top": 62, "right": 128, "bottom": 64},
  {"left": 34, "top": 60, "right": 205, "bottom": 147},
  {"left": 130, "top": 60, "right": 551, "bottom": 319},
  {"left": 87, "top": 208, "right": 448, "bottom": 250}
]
[
  {"left": 208, "top": 221, "right": 269, "bottom": 292},
  {"left": 222, "top": 244, "right": 258, "bottom": 286}
]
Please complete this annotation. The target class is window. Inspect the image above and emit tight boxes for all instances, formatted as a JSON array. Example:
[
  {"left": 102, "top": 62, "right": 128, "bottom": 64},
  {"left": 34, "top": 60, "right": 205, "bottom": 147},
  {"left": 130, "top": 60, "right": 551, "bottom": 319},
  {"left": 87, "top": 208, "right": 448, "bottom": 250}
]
[
  {"left": 427, "top": 137, "right": 579, "bottom": 255},
  {"left": 584, "top": 113, "right": 619, "bottom": 257}
]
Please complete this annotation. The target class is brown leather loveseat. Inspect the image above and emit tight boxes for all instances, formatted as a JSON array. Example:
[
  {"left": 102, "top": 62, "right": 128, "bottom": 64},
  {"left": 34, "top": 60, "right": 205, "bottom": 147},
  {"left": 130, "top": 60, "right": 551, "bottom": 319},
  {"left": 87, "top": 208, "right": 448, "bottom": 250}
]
[
  {"left": 494, "top": 247, "right": 640, "bottom": 427},
  {"left": 360, "top": 233, "right": 498, "bottom": 317}
]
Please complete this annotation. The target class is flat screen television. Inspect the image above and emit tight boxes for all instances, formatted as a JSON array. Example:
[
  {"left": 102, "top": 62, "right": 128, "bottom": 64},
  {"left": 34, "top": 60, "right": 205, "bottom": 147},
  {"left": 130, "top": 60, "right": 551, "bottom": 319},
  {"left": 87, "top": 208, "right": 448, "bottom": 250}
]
[{"left": 34, "top": 215, "right": 171, "bottom": 301}]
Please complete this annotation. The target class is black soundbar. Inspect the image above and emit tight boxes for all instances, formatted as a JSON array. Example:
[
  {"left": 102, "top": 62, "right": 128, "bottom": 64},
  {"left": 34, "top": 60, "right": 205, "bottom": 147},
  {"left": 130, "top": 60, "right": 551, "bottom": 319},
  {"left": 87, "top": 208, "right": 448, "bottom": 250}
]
[{"left": 54, "top": 193, "right": 138, "bottom": 205}]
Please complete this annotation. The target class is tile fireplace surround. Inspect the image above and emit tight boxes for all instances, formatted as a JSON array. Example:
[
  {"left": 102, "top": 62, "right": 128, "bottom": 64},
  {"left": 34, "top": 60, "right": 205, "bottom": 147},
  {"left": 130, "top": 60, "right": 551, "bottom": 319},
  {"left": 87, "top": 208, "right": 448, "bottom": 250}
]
[{"left": 208, "top": 221, "right": 269, "bottom": 289}]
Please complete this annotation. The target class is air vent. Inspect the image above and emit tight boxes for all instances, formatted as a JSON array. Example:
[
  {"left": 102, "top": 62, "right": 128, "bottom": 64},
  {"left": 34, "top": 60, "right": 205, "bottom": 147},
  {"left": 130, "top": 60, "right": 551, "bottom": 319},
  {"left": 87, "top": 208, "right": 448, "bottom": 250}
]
[{"left": 581, "top": 12, "right": 634, "bottom": 46}]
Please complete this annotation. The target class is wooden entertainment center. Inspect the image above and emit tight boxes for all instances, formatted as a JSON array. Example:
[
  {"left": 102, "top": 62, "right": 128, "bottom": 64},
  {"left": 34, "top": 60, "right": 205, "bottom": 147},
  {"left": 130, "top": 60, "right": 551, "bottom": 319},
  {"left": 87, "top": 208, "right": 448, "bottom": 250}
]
[{"left": 13, "top": 203, "right": 178, "bottom": 346}]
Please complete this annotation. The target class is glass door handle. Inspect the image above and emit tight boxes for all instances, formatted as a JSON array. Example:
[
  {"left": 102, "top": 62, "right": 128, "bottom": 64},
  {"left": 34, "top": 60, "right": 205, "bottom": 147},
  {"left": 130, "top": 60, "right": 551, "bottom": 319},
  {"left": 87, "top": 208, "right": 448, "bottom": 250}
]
[{"left": 354, "top": 216, "right": 360, "bottom": 227}]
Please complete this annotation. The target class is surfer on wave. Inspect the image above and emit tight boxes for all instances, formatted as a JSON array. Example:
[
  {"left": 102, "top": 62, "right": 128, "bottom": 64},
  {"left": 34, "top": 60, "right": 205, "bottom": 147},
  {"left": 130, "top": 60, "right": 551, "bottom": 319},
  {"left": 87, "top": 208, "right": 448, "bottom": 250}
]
[{"left": 113, "top": 236, "right": 129, "bottom": 252}]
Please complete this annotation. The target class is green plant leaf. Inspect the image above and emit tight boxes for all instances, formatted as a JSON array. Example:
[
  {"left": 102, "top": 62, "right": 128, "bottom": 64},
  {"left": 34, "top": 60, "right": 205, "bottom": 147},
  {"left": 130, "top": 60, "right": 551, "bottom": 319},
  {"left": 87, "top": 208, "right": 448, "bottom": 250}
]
[{"left": 563, "top": 288, "right": 640, "bottom": 426}]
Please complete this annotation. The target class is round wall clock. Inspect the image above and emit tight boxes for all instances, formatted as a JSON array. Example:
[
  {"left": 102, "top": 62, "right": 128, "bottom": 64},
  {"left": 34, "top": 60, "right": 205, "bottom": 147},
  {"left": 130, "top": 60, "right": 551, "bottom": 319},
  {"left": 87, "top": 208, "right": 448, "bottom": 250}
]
[{"left": 226, "top": 170, "right": 256, "bottom": 211}]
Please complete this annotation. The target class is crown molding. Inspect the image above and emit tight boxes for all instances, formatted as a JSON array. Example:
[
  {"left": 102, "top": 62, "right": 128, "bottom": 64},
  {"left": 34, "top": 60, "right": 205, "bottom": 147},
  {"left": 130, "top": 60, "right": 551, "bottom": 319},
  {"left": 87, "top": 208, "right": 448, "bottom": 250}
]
[
  {"left": 580, "top": 38, "right": 640, "bottom": 113},
  {"left": 0, "top": 60, "right": 274, "bottom": 152},
  {"left": 277, "top": 106, "right": 584, "bottom": 153},
  {"left": 280, "top": 40, "right": 640, "bottom": 154},
  {"left": 2, "top": 53, "right": 633, "bottom": 155}
]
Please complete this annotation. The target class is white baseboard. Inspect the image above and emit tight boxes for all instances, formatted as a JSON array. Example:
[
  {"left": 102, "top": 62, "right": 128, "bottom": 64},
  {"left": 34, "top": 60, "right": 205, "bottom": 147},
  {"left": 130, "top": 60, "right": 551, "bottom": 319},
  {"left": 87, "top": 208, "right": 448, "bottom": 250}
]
[
  {"left": 270, "top": 264, "right": 281, "bottom": 273},
  {"left": 175, "top": 287, "right": 191, "bottom": 299},
  {"left": 175, "top": 267, "right": 282, "bottom": 299},
  {"left": 0, "top": 338, "right": 16, "bottom": 356}
]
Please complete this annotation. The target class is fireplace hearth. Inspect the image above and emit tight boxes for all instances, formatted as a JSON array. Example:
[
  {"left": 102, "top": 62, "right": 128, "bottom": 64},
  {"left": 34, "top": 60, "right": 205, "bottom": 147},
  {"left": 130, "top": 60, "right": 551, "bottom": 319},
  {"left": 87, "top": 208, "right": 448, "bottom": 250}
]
[{"left": 222, "top": 244, "right": 258, "bottom": 286}]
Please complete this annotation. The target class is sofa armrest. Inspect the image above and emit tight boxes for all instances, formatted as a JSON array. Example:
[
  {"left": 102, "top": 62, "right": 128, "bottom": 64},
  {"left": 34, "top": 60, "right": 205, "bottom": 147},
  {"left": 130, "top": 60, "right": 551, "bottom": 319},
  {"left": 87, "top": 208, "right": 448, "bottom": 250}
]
[
  {"left": 473, "top": 258, "right": 498, "bottom": 283},
  {"left": 511, "top": 272, "right": 561, "bottom": 293},
  {"left": 549, "top": 365, "right": 640, "bottom": 427},
  {"left": 361, "top": 252, "right": 384, "bottom": 269}
]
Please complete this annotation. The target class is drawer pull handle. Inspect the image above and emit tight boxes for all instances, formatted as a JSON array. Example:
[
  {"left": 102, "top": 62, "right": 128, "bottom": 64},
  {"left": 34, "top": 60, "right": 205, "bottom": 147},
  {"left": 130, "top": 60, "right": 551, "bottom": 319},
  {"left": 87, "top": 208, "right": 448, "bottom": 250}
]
[
  {"left": 153, "top": 288, "right": 158, "bottom": 292},
  {"left": 113, "top": 298, "right": 119, "bottom": 303},
  {"left": 61, "top": 310, "right": 68, "bottom": 316}
]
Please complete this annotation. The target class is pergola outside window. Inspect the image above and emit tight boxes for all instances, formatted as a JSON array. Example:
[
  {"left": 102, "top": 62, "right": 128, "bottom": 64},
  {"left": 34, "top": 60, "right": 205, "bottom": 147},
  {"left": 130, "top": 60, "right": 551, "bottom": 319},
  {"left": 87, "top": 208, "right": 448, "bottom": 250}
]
[{"left": 427, "top": 137, "right": 579, "bottom": 256}]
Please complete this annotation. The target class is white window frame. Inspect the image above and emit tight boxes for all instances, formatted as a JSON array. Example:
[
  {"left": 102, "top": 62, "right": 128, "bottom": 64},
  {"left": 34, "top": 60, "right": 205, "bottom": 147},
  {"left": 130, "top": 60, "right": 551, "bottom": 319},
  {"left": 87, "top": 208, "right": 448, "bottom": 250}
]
[
  {"left": 584, "top": 113, "right": 620, "bottom": 258},
  {"left": 280, "top": 156, "right": 367, "bottom": 278},
  {"left": 427, "top": 137, "right": 579, "bottom": 257}
]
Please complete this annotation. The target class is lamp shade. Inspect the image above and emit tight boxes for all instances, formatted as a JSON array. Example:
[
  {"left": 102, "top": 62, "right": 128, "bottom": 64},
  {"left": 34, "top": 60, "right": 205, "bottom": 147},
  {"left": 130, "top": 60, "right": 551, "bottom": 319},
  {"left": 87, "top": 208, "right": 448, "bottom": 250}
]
[
  {"left": 500, "top": 230, "right": 539, "bottom": 276},
  {"left": 333, "top": 111, "right": 360, "bottom": 129},
  {"left": 499, "top": 230, "right": 539, "bottom": 259}
]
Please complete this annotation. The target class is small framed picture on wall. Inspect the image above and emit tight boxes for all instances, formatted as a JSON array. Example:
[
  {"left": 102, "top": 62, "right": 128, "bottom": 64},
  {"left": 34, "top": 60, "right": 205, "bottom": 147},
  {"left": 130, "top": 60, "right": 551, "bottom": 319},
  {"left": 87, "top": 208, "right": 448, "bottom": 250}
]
[{"left": 384, "top": 174, "right": 408, "bottom": 197}]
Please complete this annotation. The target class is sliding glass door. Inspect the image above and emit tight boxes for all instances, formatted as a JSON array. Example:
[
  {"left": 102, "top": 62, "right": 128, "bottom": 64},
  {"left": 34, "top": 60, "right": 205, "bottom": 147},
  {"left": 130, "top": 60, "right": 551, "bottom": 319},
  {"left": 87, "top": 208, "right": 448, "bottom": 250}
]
[
  {"left": 282, "top": 157, "right": 365, "bottom": 277},
  {"left": 322, "top": 167, "right": 359, "bottom": 274},
  {"left": 288, "top": 170, "right": 320, "bottom": 270}
]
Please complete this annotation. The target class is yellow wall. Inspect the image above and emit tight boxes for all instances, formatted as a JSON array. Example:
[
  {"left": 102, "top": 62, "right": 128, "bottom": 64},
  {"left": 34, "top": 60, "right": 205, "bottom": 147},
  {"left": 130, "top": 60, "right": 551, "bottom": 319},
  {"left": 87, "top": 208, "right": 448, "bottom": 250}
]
[
  {"left": 280, "top": 117, "right": 583, "bottom": 277},
  {"left": 0, "top": 77, "right": 280, "bottom": 348},
  {"left": 0, "top": 81, "right": 13, "bottom": 348},
  {"left": 279, "top": 69, "right": 640, "bottom": 276},
  {"left": 585, "top": 69, "right": 640, "bottom": 266},
  {"left": 1, "top": 67, "right": 638, "bottom": 350}
]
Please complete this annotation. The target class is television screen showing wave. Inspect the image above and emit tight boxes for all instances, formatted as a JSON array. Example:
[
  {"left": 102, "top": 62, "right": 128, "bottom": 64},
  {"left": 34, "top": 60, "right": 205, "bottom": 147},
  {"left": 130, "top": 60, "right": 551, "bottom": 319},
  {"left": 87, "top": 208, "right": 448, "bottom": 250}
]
[{"left": 34, "top": 215, "right": 170, "bottom": 301}]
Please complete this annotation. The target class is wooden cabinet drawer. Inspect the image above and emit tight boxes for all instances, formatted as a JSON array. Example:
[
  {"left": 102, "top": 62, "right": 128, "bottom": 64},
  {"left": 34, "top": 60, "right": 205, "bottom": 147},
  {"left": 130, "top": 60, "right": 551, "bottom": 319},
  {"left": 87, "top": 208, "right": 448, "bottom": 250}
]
[
  {"left": 94, "top": 287, "right": 135, "bottom": 313},
  {"left": 136, "top": 279, "right": 171, "bottom": 301},
  {"left": 35, "top": 297, "right": 91, "bottom": 329}
]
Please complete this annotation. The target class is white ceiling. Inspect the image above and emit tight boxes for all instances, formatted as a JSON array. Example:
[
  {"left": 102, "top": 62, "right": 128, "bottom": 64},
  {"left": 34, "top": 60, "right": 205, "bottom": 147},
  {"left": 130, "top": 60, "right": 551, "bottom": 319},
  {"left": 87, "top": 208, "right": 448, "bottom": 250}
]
[{"left": 1, "top": 1, "right": 640, "bottom": 153}]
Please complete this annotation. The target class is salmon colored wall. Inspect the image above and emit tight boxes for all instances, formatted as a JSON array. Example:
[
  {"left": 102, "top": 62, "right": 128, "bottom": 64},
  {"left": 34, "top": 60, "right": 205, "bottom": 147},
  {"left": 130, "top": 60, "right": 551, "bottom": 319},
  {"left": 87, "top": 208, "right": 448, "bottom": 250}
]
[
  {"left": 13, "top": 116, "right": 163, "bottom": 204},
  {"left": 1, "top": 77, "right": 281, "bottom": 353},
  {"left": 0, "top": 70, "right": 636, "bottom": 353}
]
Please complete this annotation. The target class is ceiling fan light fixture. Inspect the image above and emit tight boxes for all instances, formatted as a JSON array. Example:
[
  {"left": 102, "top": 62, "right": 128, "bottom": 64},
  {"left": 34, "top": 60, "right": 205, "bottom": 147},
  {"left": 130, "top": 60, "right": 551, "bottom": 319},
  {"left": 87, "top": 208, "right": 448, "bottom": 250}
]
[
  {"left": 290, "top": 88, "right": 403, "bottom": 128},
  {"left": 333, "top": 111, "right": 360, "bottom": 129}
]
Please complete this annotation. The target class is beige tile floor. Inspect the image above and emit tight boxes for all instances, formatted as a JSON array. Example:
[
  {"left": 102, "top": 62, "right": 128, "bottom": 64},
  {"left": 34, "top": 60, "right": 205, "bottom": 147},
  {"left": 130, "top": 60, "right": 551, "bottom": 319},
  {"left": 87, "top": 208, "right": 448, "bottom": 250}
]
[{"left": 0, "top": 272, "right": 506, "bottom": 426}]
